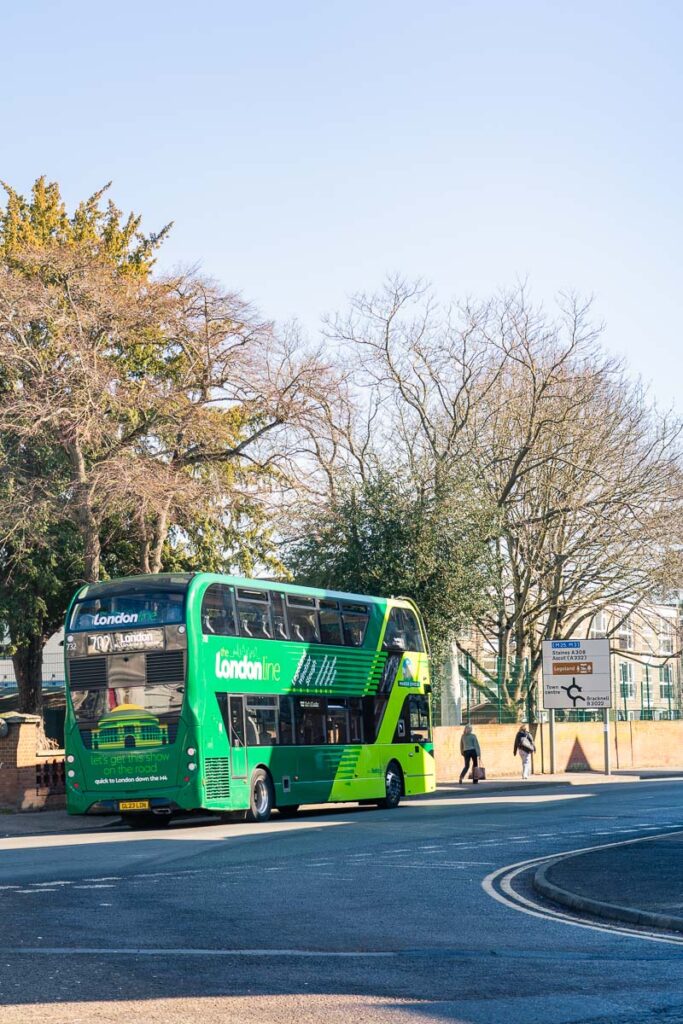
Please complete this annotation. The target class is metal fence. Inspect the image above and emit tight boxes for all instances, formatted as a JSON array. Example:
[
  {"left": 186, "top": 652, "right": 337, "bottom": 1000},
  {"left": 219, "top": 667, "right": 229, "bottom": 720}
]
[
  {"left": 453, "top": 653, "right": 683, "bottom": 725},
  {"left": 0, "top": 653, "right": 65, "bottom": 692}
]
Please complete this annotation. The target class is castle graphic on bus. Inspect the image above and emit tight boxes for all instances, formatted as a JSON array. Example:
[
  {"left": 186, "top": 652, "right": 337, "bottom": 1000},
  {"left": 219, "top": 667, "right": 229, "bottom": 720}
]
[{"left": 91, "top": 704, "right": 169, "bottom": 751}]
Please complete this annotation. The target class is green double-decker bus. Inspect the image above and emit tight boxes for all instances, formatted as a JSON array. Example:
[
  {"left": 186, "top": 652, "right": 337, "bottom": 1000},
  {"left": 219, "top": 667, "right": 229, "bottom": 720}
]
[{"left": 64, "top": 573, "right": 435, "bottom": 825}]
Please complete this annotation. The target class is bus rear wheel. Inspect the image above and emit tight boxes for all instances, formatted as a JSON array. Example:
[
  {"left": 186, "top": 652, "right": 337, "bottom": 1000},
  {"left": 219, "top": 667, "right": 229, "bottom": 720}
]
[
  {"left": 248, "top": 769, "right": 274, "bottom": 823},
  {"left": 377, "top": 761, "right": 403, "bottom": 809}
]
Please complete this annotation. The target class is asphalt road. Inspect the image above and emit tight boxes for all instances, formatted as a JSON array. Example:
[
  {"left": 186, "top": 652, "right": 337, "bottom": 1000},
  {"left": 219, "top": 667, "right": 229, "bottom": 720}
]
[{"left": 1, "top": 780, "right": 683, "bottom": 1024}]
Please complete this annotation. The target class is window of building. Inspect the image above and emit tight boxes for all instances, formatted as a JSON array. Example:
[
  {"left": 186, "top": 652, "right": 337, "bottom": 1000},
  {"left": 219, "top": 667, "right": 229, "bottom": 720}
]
[
  {"left": 590, "top": 611, "right": 608, "bottom": 639},
  {"left": 660, "top": 663, "right": 674, "bottom": 699},
  {"left": 619, "top": 661, "right": 634, "bottom": 699},
  {"left": 641, "top": 673, "right": 653, "bottom": 704},
  {"left": 618, "top": 617, "right": 634, "bottom": 651},
  {"left": 340, "top": 603, "right": 369, "bottom": 647},
  {"left": 659, "top": 619, "right": 675, "bottom": 655},
  {"left": 201, "top": 584, "right": 238, "bottom": 636}
]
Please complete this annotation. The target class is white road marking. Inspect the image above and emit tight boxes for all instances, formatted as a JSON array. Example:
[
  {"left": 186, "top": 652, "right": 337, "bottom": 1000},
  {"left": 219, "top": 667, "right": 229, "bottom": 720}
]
[
  {"left": 482, "top": 829, "right": 683, "bottom": 947},
  {"left": 0, "top": 946, "right": 398, "bottom": 958}
]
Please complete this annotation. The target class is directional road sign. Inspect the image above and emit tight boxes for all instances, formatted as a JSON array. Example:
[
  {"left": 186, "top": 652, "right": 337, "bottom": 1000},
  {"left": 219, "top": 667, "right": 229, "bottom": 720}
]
[{"left": 541, "top": 638, "right": 612, "bottom": 710}]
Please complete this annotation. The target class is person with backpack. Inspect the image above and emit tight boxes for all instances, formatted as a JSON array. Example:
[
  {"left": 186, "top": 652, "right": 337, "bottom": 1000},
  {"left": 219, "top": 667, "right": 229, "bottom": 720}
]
[
  {"left": 514, "top": 724, "right": 536, "bottom": 779},
  {"left": 459, "top": 724, "right": 482, "bottom": 784}
]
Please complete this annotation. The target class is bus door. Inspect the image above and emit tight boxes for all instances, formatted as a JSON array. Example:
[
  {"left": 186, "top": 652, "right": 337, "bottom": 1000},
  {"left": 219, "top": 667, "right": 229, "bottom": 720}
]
[{"left": 228, "top": 695, "right": 247, "bottom": 779}]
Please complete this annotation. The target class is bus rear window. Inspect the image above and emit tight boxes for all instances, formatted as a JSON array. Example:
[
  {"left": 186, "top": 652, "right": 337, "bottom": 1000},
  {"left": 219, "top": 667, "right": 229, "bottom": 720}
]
[{"left": 69, "top": 591, "right": 185, "bottom": 631}]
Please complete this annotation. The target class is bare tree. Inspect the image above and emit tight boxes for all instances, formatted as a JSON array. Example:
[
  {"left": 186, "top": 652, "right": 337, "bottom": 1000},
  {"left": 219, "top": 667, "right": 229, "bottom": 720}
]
[{"left": 325, "top": 280, "right": 683, "bottom": 713}]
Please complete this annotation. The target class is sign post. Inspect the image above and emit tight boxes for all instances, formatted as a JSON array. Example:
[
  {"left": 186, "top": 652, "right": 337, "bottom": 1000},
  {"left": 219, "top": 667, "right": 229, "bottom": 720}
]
[
  {"left": 548, "top": 708, "right": 556, "bottom": 775},
  {"left": 541, "top": 638, "right": 612, "bottom": 776}
]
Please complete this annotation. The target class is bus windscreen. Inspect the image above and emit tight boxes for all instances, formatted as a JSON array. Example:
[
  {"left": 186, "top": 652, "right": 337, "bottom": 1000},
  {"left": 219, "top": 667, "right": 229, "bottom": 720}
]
[{"left": 69, "top": 591, "right": 185, "bottom": 631}]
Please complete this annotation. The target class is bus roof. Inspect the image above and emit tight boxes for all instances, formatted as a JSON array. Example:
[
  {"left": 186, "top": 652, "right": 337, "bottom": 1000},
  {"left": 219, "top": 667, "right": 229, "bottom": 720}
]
[
  {"left": 73, "top": 572, "right": 419, "bottom": 611},
  {"left": 74, "top": 574, "right": 195, "bottom": 600}
]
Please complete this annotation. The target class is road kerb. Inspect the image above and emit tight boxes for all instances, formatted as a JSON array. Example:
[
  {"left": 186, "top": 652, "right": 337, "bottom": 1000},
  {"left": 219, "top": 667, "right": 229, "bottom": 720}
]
[{"left": 533, "top": 854, "right": 683, "bottom": 935}]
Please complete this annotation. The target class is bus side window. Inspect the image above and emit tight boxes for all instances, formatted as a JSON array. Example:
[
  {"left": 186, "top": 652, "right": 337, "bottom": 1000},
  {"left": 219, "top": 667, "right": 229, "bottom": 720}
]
[
  {"left": 271, "top": 593, "right": 289, "bottom": 641},
  {"left": 362, "top": 696, "right": 376, "bottom": 743},
  {"left": 340, "top": 604, "right": 369, "bottom": 647},
  {"left": 246, "top": 696, "right": 278, "bottom": 745},
  {"left": 319, "top": 599, "right": 343, "bottom": 645},
  {"left": 236, "top": 596, "right": 273, "bottom": 640},
  {"left": 393, "top": 695, "right": 412, "bottom": 743},
  {"left": 288, "top": 608, "right": 320, "bottom": 644},
  {"left": 201, "top": 585, "right": 237, "bottom": 636},
  {"left": 279, "top": 696, "right": 294, "bottom": 744},
  {"left": 409, "top": 694, "right": 431, "bottom": 742},
  {"left": 294, "top": 697, "right": 326, "bottom": 744},
  {"left": 402, "top": 609, "right": 425, "bottom": 652},
  {"left": 383, "top": 608, "right": 406, "bottom": 651},
  {"left": 378, "top": 653, "right": 401, "bottom": 695},
  {"left": 348, "top": 698, "right": 363, "bottom": 742},
  {"left": 326, "top": 703, "right": 349, "bottom": 744}
]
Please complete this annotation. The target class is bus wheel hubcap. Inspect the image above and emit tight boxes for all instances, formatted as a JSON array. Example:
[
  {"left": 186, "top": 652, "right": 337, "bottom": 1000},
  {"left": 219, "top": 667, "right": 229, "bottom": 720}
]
[
  {"left": 387, "top": 771, "right": 400, "bottom": 800},
  {"left": 254, "top": 781, "right": 268, "bottom": 813}
]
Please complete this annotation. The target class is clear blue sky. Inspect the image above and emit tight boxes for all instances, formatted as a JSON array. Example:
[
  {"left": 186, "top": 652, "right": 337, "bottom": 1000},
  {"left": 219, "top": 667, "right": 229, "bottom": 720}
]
[{"left": 2, "top": 1, "right": 681, "bottom": 407}]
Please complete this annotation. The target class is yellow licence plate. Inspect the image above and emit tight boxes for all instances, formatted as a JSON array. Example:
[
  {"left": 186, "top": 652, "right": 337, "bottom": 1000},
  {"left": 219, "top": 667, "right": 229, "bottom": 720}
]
[{"left": 119, "top": 800, "right": 150, "bottom": 811}]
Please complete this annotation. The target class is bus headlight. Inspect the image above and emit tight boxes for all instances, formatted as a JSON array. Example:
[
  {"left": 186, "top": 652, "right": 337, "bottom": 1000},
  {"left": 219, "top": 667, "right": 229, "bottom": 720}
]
[
  {"left": 188, "top": 763, "right": 197, "bottom": 772},
  {"left": 66, "top": 755, "right": 75, "bottom": 764},
  {"left": 67, "top": 770, "right": 76, "bottom": 778},
  {"left": 187, "top": 747, "right": 196, "bottom": 756}
]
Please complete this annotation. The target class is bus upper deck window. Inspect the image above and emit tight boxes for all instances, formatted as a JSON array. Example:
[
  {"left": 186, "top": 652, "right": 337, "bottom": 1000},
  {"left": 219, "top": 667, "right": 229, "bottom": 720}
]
[
  {"left": 340, "top": 604, "right": 369, "bottom": 647},
  {"left": 201, "top": 585, "right": 237, "bottom": 636}
]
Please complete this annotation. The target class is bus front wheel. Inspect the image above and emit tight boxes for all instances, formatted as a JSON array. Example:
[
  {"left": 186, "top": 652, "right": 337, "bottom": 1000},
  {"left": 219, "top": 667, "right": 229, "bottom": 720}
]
[
  {"left": 248, "top": 769, "right": 274, "bottom": 823},
  {"left": 377, "top": 761, "right": 403, "bottom": 809}
]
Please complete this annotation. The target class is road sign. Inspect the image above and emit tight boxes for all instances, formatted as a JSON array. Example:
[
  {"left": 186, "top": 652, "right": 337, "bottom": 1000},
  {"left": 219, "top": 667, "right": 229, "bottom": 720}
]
[{"left": 541, "top": 638, "right": 612, "bottom": 709}]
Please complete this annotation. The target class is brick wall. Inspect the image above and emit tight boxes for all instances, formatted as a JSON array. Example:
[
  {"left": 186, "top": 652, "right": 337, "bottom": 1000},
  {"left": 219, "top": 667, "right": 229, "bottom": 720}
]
[
  {"left": 0, "top": 713, "right": 65, "bottom": 810},
  {"left": 434, "top": 720, "right": 683, "bottom": 781}
]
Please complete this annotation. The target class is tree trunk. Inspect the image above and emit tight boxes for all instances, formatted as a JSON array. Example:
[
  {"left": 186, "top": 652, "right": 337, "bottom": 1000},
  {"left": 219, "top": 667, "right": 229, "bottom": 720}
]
[
  {"left": 13, "top": 635, "right": 44, "bottom": 715},
  {"left": 68, "top": 441, "right": 101, "bottom": 581},
  {"left": 149, "top": 500, "right": 171, "bottom": 574}
]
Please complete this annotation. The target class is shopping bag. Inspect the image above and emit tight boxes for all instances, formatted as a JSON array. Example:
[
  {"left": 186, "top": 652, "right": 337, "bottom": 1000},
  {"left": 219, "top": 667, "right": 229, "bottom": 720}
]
[{"left": 472, "top": 765, "right": 486, "bottom": 781}]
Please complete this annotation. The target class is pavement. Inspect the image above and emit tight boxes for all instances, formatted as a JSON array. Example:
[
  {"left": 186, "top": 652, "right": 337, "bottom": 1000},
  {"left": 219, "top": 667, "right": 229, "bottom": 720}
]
[
  {"left": 534, "top": 830, "right": 683, "bottom": 933},
  {"left": 4, "top": 769, "right": 683, "bottom": 939}
]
